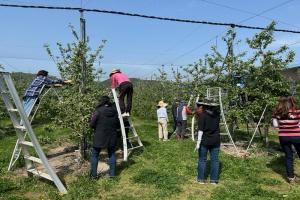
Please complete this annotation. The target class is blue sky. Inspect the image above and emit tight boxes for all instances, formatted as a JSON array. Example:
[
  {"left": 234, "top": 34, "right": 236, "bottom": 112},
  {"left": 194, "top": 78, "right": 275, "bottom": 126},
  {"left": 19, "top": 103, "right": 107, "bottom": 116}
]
[{"left": 1, "top": 0, "right": 300, "bottom": 79}]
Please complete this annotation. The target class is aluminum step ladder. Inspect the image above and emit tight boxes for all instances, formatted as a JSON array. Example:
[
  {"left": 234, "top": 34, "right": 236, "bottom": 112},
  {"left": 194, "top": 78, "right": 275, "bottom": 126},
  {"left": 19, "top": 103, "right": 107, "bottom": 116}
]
[
  {"left": 207, "top": 87, "right": 239, "bottom": 155},
  {"left": 7, "top": 84, "right": 47, "bottom": 171},
  {"left": 111, "top": 88, "right": 143, "bottom": 162},
  {"left": 0, "top": 72, "right": 67, "bottom": 194},
  {"left": 8, "top": 84, "right": 61, "bottom": 171}
]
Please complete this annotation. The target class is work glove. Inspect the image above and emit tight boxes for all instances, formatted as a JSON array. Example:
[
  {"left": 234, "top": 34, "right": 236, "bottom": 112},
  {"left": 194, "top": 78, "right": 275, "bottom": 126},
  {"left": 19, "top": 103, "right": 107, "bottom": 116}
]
[
  {"left": 272, "top": 118, "right": 278, "bottom": 128},
  {"left": 194, "top": 130, "right": 203, "bottom": 152},
  {"left": 64, "top": 80, "right": 72, "bottom": 84}
]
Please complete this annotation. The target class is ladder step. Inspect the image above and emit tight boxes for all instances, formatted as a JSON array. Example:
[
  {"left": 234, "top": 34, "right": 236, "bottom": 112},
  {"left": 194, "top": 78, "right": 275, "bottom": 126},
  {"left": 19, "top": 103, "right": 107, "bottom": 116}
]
[
  {"left": 19, "top": 141, "right": 33, "bottom": 147},
  {"left": 128, "top": 145, "right": 143, "bottom": 151},
  {"left": 27, "top": 168, "right": 53, "bottom": 181},
  {"left": 8, "top": 108, "right": 18, "bottom": 112},
  {"left": 127, "top": 136, "right": 138, "bottom": 139},
  {"left": 24, "top": 156, "right": 43, "bottom": 164},
  {"left": 15, "top": 125, "right": 26, "bottom": 131}
]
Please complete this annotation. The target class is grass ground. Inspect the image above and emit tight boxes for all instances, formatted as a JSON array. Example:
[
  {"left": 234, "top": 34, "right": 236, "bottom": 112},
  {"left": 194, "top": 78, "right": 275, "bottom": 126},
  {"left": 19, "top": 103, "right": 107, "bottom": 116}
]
[{"left": 1, "top": 118, "right": 300, "bottom": 200}]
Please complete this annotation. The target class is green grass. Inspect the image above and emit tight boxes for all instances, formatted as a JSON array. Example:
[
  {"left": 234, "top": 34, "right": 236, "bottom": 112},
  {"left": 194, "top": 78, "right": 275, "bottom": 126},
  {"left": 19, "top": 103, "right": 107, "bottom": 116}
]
[{"left": 0, "top": 118, "right": 300, "bottom": 199}]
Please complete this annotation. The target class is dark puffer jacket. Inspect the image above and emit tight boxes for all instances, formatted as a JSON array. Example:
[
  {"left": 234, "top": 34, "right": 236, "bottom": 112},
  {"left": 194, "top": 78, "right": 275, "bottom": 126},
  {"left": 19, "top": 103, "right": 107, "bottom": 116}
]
[{"left": 90, "top": 104, "right": 119, "bottom": 148}]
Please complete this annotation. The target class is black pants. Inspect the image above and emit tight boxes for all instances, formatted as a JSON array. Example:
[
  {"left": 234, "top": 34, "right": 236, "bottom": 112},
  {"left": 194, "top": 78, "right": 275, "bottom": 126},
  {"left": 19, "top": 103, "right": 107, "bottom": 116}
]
[
  {"left": 279, "top": 136, "right": 300, "bottom": 178},
  {"left": 173, "top": 117, "right": 177, "bottom": 132},
  {"left": 176, "top": 120, "right": 187, "bottom": 137},
  {"left": 118, "top": 82, "right": 133, "bottom": 113}
]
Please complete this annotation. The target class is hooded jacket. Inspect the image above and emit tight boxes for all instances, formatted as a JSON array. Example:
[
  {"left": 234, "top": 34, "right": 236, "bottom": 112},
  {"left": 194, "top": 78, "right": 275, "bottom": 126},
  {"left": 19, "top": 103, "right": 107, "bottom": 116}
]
[
  {"left": 197, "top": 106, "right": 221, "bottom": 146},
  {"left": 90, "top": 104, "right": 119, "bottom": 148}
]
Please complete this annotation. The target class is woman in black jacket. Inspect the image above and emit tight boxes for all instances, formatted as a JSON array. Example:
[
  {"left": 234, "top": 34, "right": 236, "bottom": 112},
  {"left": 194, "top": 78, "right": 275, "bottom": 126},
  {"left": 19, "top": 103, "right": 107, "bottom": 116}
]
[
  {"left": 195, "top": 100, "right": 220, "bottom": 184},
  {"left": 90, "top": 96, "right": 119, "bottom": 178}
]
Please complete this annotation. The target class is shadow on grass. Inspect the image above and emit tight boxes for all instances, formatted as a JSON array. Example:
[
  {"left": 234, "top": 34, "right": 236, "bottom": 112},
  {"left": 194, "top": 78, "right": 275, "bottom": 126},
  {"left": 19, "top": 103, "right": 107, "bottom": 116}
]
[{"left": 266, "top": 156, "right": 286, "bottom": 180}]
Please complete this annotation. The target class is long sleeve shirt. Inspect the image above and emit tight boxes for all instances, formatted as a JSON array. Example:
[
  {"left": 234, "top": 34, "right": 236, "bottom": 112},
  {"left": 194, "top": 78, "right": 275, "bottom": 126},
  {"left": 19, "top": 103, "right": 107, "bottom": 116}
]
[
  {"left": 24, "top": 76, "right": 63, "bottom": 97},
  {"left": 276, "top": 109, "right": 300, "bottom": 137},
  {"left": 157, "top": 107, "right": 168, "bottom": 120},
  {"left": 110, "top": 73, "right": 130, "bottom": 88}
]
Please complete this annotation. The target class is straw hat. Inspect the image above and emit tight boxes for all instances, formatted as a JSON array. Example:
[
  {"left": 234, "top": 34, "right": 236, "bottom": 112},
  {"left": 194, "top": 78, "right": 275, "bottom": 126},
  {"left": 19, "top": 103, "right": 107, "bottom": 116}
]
[
  {"left": 109, "top": 68, "right": 120, "bottom": 77},
  {"left": 157, "top": 100, "right": 168, "bottom": 107}
]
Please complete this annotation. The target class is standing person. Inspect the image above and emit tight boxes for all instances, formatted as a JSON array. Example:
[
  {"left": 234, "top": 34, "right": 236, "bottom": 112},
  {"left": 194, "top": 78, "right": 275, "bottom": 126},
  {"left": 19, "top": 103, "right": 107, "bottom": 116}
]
[
  {"left": 157, "top": 100, "right": 169, "bottom": 141},
  {"left": 273, "top": 96, "right": 300, "bottom": 183},
  {"left": 176, "top": 101, "right": 192, "bottom": 139},
  {"left": 110, "top": 69, "right": 133, "bottom": 117},
  {"left": 90, "top": 96, "right": 119, "bottom": 179},
  {"left": 171, "top": 98, "right": 179, "bottom": 133},
  {"left": 195, "top": 100, "right": 221, "bottom": 184},
  {"left": 23, "top": 70, "right": 70, "bottom": 116}
]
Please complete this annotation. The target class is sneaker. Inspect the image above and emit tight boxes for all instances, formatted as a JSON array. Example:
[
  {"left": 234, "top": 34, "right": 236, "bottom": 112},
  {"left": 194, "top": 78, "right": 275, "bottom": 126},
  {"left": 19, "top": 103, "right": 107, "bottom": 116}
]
[
  {"left": 197, "top": 179, "right": 205, "bottom": 184},
  {"left": 288, "top": 176, "right": 296, "bottom": 184},
  {"left": 210, "top": 181, "right": 218, "bottom": 185},
  {"left": 121, "top": 113, "right": 128, "bottom": 117},
  {"left": 126, "top": 112, "right": 130, "bottom": 117},
  {"left": 163, "top": 139, "right": 169, "bottom": 142}
]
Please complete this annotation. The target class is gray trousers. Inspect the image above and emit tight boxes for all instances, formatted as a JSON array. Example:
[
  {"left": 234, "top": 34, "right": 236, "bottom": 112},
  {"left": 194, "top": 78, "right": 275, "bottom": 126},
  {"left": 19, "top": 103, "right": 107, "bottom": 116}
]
[{"left": 176, "top": 120, "right": 187, "bottom": 137}]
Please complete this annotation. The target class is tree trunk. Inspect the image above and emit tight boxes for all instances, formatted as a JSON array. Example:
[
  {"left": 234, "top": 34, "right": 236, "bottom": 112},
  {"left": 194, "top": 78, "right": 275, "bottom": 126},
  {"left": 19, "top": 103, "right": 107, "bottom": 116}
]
[
  {"left": 263, "top": 124, "right": 269, "bottom": 148},
  {"left": 80, "top": 134, "right": 88, "bottom": 160}
]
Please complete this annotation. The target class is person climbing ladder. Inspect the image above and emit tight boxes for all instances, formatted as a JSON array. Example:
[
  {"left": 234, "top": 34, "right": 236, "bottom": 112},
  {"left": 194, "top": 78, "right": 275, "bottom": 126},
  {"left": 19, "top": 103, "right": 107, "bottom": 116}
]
[
  {"left": 22, "top": 70, "right": 71, "bottom": 116},
  {"left": 110, "top": 68, "right": 133, "bottom": 117}
]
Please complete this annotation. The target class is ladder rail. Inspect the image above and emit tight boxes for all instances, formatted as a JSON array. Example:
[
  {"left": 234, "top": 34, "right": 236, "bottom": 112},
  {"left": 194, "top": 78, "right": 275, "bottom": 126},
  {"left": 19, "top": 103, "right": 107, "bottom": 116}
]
[
  {"left": 8, "top": 84, "right": 45, "bottom": 171},
  {"left": 191, "top": 95, "right": 200, "bottom": 141},
  {"left": 218, "top": 88, "right": 239, "bottom": 155},
  {"left": 112, "top": 88, "right": 129, "bottom": 161},
  {"left": 206, "top": 87, "right": 239, "bottom": 155},
  {"left": 0, "top": 75, "right": 34, "bottom": 170},
  {"left": 246, "top": 105, "right": 268, "bottom": 152},
  {"left": 128, "top": 118, "right": 143, "bottom": 147},
  {"left": 111, "top": 88, "right": 143, "bottom": 161}
]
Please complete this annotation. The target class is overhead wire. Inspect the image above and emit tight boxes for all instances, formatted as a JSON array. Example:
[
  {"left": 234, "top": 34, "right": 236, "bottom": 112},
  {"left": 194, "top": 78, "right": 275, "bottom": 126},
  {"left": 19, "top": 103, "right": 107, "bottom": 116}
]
[
  {"left": 0, "top": 1, "right": 299, "bottom": 79},
  {"left": 0, "top": 3, "right": 300, "bottom": 33},
  {"left": 150, "top": 0, "right": 299, "bottom": 65},
  {"left": 199, "top": 0, "right": 300, "bottom": 30},
  {"left": 165, "top": 0, "right": 297, "bottom": 66}
]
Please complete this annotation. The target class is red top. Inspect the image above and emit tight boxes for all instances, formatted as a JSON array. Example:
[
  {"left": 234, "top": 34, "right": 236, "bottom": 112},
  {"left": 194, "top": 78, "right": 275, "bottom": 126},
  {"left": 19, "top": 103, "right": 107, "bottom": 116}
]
[
  {"left": 277, "top": 109, "right": 300, "bottom": 137},
  {"left": 110, "top": 72, "right": 130, "bottom": 88}
]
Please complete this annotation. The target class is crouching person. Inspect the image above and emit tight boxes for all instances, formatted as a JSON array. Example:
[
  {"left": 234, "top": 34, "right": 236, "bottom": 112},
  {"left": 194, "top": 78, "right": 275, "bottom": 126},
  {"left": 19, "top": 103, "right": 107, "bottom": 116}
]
[
  {"left": 90, "top": 96, "right": 119, "bottom": 179},
  {"left": 195, "top": 100, "right": 220, "bottom": 184}
]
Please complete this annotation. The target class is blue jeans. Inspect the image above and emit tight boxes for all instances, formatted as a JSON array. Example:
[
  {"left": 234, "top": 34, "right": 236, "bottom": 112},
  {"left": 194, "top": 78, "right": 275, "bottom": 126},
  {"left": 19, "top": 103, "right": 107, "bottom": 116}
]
[
  {"left": 279, "top": 136, "right": 300, "bottom": 178},
  {"left": 90, "top": 146, "right": 116, "bottom": 178},
  {"left": 22, "top": 96, "right": 38, "bottom": 117},
  {"left": 197, "top": 145, "right": 220, "bottom": 183}
]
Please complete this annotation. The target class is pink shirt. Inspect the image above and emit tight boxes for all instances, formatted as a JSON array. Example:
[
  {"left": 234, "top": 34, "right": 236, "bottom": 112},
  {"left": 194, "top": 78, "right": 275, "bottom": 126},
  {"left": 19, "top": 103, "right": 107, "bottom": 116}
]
[{"left": 110, "top": 73, "right": 130, "bottom": 88}]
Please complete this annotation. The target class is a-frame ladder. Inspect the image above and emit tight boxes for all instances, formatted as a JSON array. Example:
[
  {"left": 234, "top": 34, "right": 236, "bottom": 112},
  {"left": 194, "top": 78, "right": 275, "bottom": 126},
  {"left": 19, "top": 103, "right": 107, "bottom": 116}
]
[
  {"left": 0, "top": 72, "right": 67, "bottom": 194},
  {"left": 8, "top": 84, "right": 62, "bottom": 171},
  {"left": 111, "top": 88, "right": 143, "bottom": 161},
  {"left": 8, "top": 84, "right": 45, "bottom": 171},
  {"left": 207, "top": 87, "right": 239, "bottom": 155}
]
